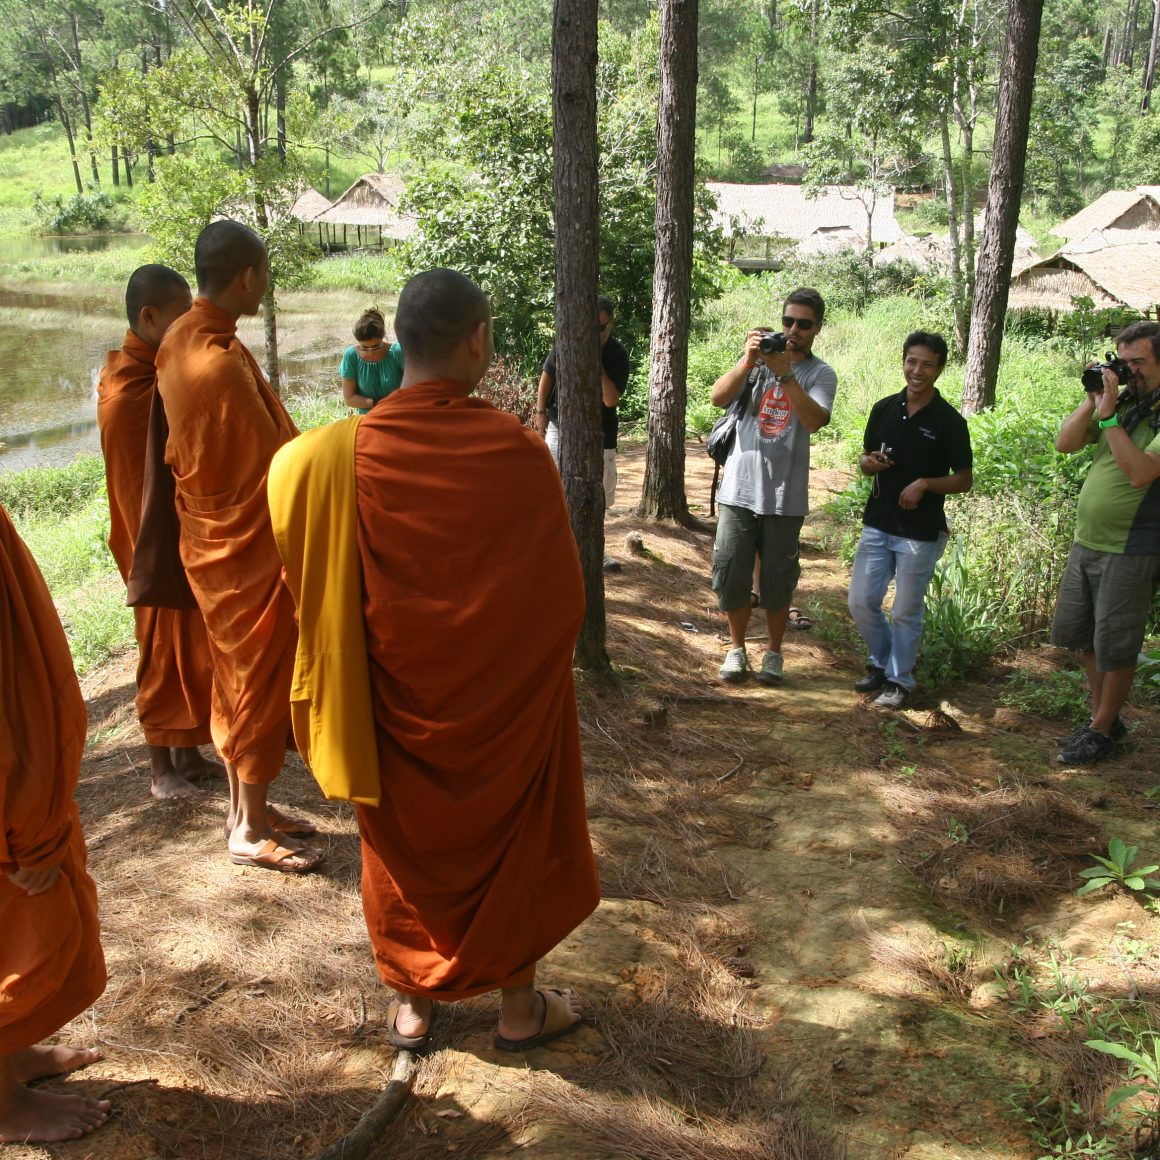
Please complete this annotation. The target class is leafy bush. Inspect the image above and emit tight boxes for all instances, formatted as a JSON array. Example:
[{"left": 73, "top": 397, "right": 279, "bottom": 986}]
[
  {"left": 0, "top": 458, "right": 107, "bottom": 521},
  {"left": 919, "top": 541, "right": 1005, "bottom": 683},
  {"left": 999, "top": 667, "right": 1089, "bottom": 721},
  {"left": 32, "top": 189, "right": 129, "bottom": 235}
]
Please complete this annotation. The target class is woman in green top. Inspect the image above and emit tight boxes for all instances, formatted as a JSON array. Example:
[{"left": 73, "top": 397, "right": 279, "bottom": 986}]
[{"left": 340, "top": 307, "right": 405, "bottom": 411}]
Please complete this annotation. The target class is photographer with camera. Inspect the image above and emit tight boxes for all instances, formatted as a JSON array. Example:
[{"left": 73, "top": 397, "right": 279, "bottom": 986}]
[
  {"left": 709, "top": 287, "right": 837, "bottom": 684},
  {"left": 847, "top": 331, "right": 973, "bottom": 710},
  {"left": 1051, "top": 320, "right": 1160, "bottom": 765}
]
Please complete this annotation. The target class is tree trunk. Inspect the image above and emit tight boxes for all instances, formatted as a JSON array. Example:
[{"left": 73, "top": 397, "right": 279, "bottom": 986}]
[
  {"left": 245, "top": 87, "right": 282, "bottom": 396},
  {"left": 276, "top": 73, "right": 288, "bottom": 162},
  {"left": 1143, "top": 0, "right": 1159, "bottom": 110},
  {"left": 639, "top": 0, "right": 698, "bottom": 526},
  {"left": 803, "top": 0, "right": 819, "bottom": 144},
  {"left": 962, "top": 0, "right": 1044, "bottom": 415},
  {"left": 940, "top": 113, "right": 968, "bottom": 355},
  {"left": 69, "top": 12, "right": 100, "bottom": 188},
  {"left": 111, "top": 144, "right": 119, "bottom": 187},
  {"left": 1125, "top": 0, "right": 1140, "bottom": 69},
  {"left": 552, "top": 0, "right": 607, "bottom": 671}
]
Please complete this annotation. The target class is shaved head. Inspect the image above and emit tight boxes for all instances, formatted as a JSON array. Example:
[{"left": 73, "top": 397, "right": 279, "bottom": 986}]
[
  {"left": 194, "top": 220, "right": 268, "bottom": 295},
  {"left": 395, "top": 269, "right": 490, "bottom": 364},
  {"left": 125, "top": 264, "right": 190, "bottom": 331}
]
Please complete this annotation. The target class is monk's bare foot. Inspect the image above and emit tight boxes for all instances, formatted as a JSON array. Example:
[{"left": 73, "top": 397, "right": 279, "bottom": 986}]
[
  {"left": 224, "top": 807, "right": 317, "bottom": 840},
  {"left": 10, "top": 1045, "right": 101, "bottom": 1084},
  {"left": 497, "top": 987, "right": 583, "bottom": 1046},
  {"left": 265, "top": 805, "right": 317, "bottom": 836},
  {"left": 173, "top": 747, "right": 224, "bottom": 780},
  {"left": 151, "top": 770, "right": 204, "bottom": 800},
  {"left": 0, "top": 1086, "right": 110, "bottom": 1143},
  {"left": 393, "top": 995, "right": 432, "bottom": 1039},
  {"left": 227, "top": 828, "right": 323, "bottom": 873}
]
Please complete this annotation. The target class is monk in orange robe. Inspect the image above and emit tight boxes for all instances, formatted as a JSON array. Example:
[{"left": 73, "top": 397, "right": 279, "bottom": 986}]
[
  {"left": 276, "top": 269, "right": 599, "bottom": 1049},
  {"left": 97, "top": 264, "right": 217, "bottom": 799},
  {"left": 1, "top": 502, "right": 109, "bottom": 1142},
  {"left": 156, "top": 220, "right": 321, "bottom": 872}
]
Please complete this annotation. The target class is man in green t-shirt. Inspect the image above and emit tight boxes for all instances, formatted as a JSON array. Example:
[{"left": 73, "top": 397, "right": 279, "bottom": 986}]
[{"left": 1051, "top": 320, "right": 1160, "bottom": 765}]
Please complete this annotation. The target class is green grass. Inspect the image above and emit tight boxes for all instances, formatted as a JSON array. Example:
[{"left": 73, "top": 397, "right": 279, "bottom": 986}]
[{"left": 0, "top": 123, "right": 144, "bottom": 236}]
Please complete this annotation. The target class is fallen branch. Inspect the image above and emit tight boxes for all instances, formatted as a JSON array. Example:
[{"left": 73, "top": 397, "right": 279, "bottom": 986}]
[
  {"left": 314, "top": 1050, "right": 418, "bottom": 1160},
  {"left": 716, "top": 756, "right": 744, "bottom": 784}
]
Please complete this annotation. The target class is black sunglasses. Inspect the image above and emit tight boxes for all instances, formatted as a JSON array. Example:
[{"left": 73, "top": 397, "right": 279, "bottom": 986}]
[{"left": 782, "top": 316, "right": 816, "bottom": 331}]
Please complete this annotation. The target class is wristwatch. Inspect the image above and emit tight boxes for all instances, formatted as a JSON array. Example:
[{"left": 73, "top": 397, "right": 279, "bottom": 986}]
[{"left": 1098, "top": 414, "right": 1119, "bottom": 429}]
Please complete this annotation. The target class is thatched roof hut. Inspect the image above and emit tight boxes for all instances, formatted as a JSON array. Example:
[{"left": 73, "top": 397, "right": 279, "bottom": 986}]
[
  {"left": 1050, "top": 186, "right": 1160, "bottom": 241},
  {"left": 705, "top": 182, "right": 905, "bottom": 247},
  {"left": 289, "top": 188, "right": 332, "bottom": 222},
  {"left": 311, "top": 173, "right": 418, "bottom": 246},
  {"left": 1009, "top": 229, "right": 1160, "bottom": 314},
  {"left": 876, "top": 215, "right": 1038, "bottom": 270}
]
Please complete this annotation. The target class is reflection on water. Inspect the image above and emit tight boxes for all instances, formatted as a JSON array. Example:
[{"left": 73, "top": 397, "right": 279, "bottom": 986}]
[
  {"left": 1, "top": 250, "right": 356, "bottom": 475},
  {"left": 0, "top": 419, "right": 101, "bottom": 474},
  {"left": 0, "top": 233, "right": 150, "bottom": 262}
]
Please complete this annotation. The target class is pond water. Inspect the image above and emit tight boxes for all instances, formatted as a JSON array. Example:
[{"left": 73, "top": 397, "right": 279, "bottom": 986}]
[{"left": 0, "top": 241, "right": 355, "bottom": 474}]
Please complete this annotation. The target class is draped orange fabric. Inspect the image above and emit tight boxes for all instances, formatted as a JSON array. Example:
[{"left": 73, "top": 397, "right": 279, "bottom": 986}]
[
  {"left": 156, "top": 299, "right": 299, "bottom": 785},
  {"left": 354, "top": 380, "right": 600, "bottom": 1000},
  {"left": 96, "top": 331, "right": 212, "bottom": 748},
  {"left": 0, "top": 504, "right": 105, "bottom": 1053}
]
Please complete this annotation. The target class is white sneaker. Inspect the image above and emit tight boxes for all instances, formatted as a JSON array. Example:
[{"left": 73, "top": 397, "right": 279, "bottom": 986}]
[
  {"left": 755, "top": 650, "right": 784, "bottom": 686},
  {"left": 718, "top": 647, "right": 750, "bottom": 683}
]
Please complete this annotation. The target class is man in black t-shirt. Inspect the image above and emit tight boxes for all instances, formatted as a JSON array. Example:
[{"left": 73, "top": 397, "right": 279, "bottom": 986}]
[
  {"left": 534, "top": 294, "right": 630, "bottom": 509},
  {"left": 847, "top": 331, "right": 973, "bottom": 709}
]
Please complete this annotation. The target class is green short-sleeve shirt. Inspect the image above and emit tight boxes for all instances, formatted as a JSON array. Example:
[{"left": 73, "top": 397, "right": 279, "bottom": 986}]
[
  {"left": 340, "top": 342, "right": 405, "bottom": 405},
  {"left": 1074, "top": 416, "right": 1160, "bottom": 555}
]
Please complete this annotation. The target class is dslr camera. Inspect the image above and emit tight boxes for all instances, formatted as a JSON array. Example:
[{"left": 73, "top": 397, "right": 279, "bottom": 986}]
[
  {"left": 1082, "top": 352, "right": 1132, "bottom": 394},
  {"left": 759, "top": 331, "right": 788, "bottom": 355}
]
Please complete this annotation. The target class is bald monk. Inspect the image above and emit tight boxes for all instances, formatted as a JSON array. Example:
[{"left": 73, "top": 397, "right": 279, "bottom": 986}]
[
  {"left": 1, "top": 503, "right": 109, "bottom": 1142},
  {"left": 157, "top": 220, "right": 321, "bottom": 872},
  {"left": 271, "top": 269, "right": 599, "bottom": 1051},
  {"left": 97, "top": 264, "right": 217, "bottom": 799}
]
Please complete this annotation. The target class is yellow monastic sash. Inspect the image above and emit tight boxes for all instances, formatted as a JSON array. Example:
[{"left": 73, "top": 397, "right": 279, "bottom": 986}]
[{"left": 268, "top": 415, "right": 380, "bottom": 805}]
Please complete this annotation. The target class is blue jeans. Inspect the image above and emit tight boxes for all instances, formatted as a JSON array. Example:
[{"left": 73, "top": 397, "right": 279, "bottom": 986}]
[{"left": 847, "top": 527, "right": 948, "bottom": 691}]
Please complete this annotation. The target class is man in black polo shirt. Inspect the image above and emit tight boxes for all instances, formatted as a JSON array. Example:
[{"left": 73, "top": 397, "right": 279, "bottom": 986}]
[
  {"left": 847, "top": 331, "right": 973, "bottom": 709},
  {"left": 534, "top": 294, "right": 630, "bottom": 508}
]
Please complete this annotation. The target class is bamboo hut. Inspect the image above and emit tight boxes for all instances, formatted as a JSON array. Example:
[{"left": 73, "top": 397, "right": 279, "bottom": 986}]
[
  {"left": 1008, "top": 230, "right": 1160, "bottom": 315},
  {"left": 1050, "top": 187, "right": 1160, "bottom": 242},
  {"left": 309, "top": 173, "right": 418, "bottom": 251},
  {"left": 706, "top": 182, "right": 905, "bottom": 268}
]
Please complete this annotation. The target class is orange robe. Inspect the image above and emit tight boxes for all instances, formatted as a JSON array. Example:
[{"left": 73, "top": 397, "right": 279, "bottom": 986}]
[
  {"left": 354, "top": 381, "right": 600, "bottom": 1000},
  {"left": 0, "top": 503, "right": 106, "bottom": 1053},
  {"left": 156, "top": 299, "right": 299, "bottom": 785},
  {"left": 96, "top": 331, "right": 213, "bottom": 749}
]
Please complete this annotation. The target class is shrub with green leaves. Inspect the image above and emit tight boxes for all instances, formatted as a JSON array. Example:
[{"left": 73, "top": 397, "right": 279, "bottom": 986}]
[{"left": 32, "top": 189, "right": 129, "bottom": 235}]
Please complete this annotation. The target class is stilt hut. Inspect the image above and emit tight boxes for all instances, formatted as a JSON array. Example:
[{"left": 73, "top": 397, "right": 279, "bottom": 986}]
[{"left": 309, "top": 173, "right": 418, "bottom": 252}]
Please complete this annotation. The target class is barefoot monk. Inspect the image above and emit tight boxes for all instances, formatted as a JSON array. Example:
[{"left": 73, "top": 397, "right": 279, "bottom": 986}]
[
  {"left": 270, "top": 269, "right": 600, "bottom": 1050},
  {"left": 156, "top": 221, "right": 321, "bottom": 872},
  {"left": 1, "top": 503, "right": 109, "bottom": 1143},
  {"left": 97, "top": 264, "right": 218, "bottom": 800}
]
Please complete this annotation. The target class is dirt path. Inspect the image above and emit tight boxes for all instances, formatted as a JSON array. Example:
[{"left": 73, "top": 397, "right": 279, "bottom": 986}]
[{"left": 15, "top": 444, "right": 1160, "bottom": 1160}]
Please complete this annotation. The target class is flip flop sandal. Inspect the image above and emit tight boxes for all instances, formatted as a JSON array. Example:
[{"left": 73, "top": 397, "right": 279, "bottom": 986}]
[
  {"left": 787, "top": 607, "right": 813, "bottom": 631},
  {"left": 387, "top": 1000, "right": 433, "bottom": 1053},
  {"left": 228, "top": 838, "right": 323, "bottom": 874},
  {"left": 494, "top": 988, "right": 583, "bottom": 1052}
]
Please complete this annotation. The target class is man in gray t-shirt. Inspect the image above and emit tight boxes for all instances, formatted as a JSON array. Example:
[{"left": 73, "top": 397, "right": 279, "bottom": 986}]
[{"left": 710, "top": 287, "right": 838, "bottom": 685}]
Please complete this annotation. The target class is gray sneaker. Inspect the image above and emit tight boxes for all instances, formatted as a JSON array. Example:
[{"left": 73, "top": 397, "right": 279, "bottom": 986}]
[
  {"left": 873, "top": 681, "right": 909, "bottom": 710},
  {"left": 755, "top": 650, "right": 784, "bottom": 686},
  {"left": 719, "top": 647, "right": 750, "bottom": 683}
]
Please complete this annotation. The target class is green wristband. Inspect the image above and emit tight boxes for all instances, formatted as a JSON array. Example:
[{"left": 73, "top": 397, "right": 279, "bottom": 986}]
[{"left": 1098, "top": 414, "right": 1119, "bottom": 429}]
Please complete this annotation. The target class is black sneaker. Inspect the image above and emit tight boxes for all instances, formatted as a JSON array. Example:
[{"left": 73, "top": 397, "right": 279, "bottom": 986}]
[
  {"left": 854, "top": 666, "right": 887, "bottom": 693},
  {"left": 873, "top": 681, "right": 909, "bottom": 710},
  {"left": 1057, "top": 725, "right": 1114, "bottom": 765},
  {"left": 1085, "top": 715, "right": 1128, "bottom": 744}
]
